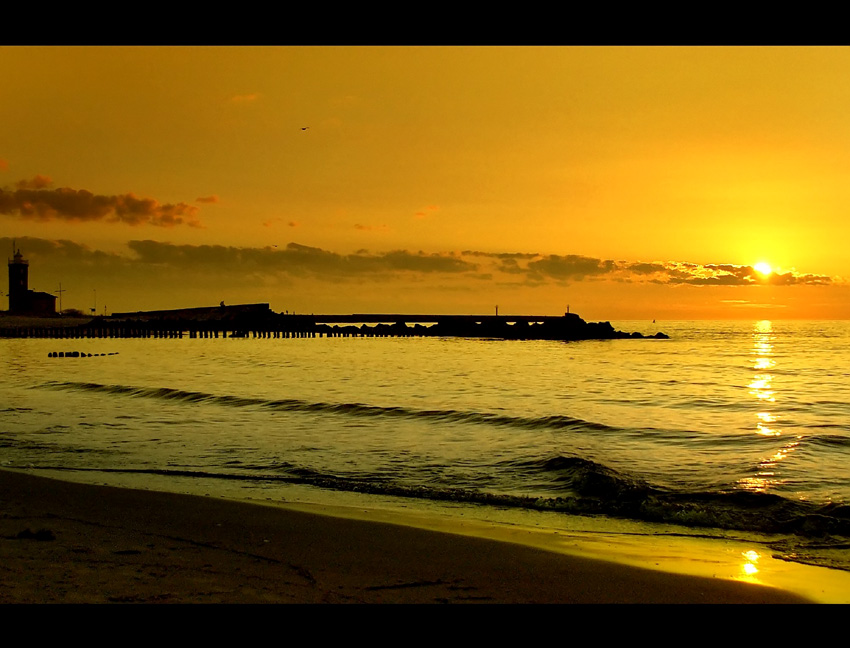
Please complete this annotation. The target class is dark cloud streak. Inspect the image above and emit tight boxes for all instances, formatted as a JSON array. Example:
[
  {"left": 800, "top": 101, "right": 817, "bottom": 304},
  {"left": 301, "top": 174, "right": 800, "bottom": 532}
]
[
  {"left": 0, "top": 177, "right": 203, "bottom": 228},
  {"left": 124, "top": 241, "right": 477, "bottom": 278},
  {"left": 0, "top": 237, "right": 836, "bottom": 288}
]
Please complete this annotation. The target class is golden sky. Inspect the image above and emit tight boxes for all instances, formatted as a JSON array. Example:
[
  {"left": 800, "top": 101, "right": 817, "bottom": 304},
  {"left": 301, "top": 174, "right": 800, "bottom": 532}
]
[{"left": 2, "top": 46, "right": 849, "bottom": 319}]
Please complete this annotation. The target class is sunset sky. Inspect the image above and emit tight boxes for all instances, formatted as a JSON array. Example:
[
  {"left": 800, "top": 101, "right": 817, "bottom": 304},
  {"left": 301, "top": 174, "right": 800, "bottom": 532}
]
[{"left": 2, "top": 46, "right": 849, "bottom": 319}]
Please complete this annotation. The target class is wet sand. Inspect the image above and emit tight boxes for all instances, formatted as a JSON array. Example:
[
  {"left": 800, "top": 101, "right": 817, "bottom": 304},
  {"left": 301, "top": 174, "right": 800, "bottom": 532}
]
[{"left": 0, "top": 469, "right": 816, "bottom": 603}]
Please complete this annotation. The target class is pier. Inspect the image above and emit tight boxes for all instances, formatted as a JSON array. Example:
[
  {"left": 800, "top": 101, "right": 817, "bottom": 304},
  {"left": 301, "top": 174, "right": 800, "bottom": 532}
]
[{"left": 0, "top": 304, "right": 668, "bottom": 341}]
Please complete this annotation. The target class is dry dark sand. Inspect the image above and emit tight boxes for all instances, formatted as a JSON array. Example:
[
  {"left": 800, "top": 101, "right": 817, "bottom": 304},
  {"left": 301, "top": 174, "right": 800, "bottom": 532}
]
[{"left": 0, "top": 469, "right": 814, "bottom": 604}]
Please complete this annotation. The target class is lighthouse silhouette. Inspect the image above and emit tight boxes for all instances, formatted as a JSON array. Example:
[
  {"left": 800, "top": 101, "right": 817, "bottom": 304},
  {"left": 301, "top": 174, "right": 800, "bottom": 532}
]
[{"left": 7, "top": 244, "right": 57, "bottom": 315}]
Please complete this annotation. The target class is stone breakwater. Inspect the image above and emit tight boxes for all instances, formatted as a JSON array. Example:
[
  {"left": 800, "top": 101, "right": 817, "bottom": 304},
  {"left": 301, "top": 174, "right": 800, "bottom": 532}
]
[{"left": 0, "top": 310, "right": 668, "bottom": 342}]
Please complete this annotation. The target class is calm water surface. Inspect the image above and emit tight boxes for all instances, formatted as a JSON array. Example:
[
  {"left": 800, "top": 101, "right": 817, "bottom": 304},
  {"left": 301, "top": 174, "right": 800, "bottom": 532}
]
[{"left": 2, "top": 319, "right": 849, "bottom": 571}]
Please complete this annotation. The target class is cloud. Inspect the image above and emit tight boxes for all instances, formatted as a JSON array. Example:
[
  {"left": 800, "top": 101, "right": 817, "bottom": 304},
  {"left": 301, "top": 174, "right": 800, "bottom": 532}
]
[
  {"left": 462, "top": 250, "right": 540, "bottom": 260},
  {"left": 722, "top": 301, "right": 788, "bottom": 310},
  {"left": 528, "top": 254, "right": 617, "bottom": 280},
  {"left": 262, "top": 217, "right": 299, "bottom": 228},
  {"left": 657, "top": 262, "right": 832, "bottom": 287},
  {"left": 0, "top": 236, "right": 133, "bottom": 277},
  {"left": 414, "top": 205, "right": 440, "bottom": 219},
  {"left": 3, "top": 237, "right": 837, "bottom": 293},
  {"left": 230, "top": 93, "right": 261, "bottom": 104},
  {"left": 15, "top": 174, "right": 53, "bottom": 190},
  {"left": 0, "top": 159, "right": 10, "bottom": 172},
  {"left": 2, "top": 236, "right": 101, "bottom": 260},
  {"left": 627, "top": 262, "right": 669, "bottom": 275},
  {"left": 0, "top": 180, "right": 203, "bottom": 228},
  {"left": 453, "top": 250, "right": 835, "bottom": 287},
  {"left": 354, "top": 223, "right": 389, "bottom": 231},
  {"left": 766, "top": 271, "right": 832, "bottom": 286},
  {"left": 381, "top": 250, "right": 473, "bottom": 274},
  {"left": 121, "top": 240, "right": 477, "bottom": 278},
  {"left": 195, "top": 195, "right": 219, "bottom": 204}
]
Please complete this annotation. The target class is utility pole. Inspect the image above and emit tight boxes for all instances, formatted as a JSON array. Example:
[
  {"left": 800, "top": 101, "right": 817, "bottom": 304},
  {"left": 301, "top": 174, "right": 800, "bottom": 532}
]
[
  {"left": 91, "top": 289, "right": 97, "bottom": 316},
  {"left": 55, "top": 282, "right": 66, "bottom": 314}
]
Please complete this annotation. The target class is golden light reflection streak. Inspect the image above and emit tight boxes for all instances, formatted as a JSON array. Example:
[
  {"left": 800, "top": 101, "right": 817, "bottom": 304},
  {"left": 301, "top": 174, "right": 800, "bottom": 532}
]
[
  {"left": 740, "top": 550, "right": 761, "bottom": 580},
  {"left": 749, "top": 320, "right": 778, "bottom": 435},
  {"left": 739, "top": 321, "right": 806, "bottom": 497},
  {"left": 739, "top": 321, "right": 780, "bottom": 495}
]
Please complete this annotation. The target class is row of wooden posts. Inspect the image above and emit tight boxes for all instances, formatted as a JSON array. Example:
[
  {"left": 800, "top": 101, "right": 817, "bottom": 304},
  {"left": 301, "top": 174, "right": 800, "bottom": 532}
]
[{"left": 0, "top": 324, "right": 425, "bottom": 339}]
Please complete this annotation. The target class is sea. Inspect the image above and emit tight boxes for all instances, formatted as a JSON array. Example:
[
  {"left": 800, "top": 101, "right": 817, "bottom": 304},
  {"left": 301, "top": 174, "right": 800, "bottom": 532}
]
[{"left": 2, "top": 319, "right": 850, "bottom": 574}]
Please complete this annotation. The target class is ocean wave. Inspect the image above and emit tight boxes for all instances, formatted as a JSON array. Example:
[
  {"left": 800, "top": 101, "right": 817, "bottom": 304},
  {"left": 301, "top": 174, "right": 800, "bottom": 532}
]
[
  {"left": 33, "top": 381, "right": 850, "bottom": 563},
  {"left": 38, "top": 380, "right": 632, "bottom": 435},
  {"left": 35, "top": 453, "right": 850, "bottom": 547},
  {"left": 804, "top": 432, "right": 850, "bottom": 447}
]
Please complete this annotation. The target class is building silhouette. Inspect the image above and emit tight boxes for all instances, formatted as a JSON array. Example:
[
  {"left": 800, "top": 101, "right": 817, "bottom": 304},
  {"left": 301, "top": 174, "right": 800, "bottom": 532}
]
[{"left": 7, "top": 247, "right": 57, "bottom": 315}]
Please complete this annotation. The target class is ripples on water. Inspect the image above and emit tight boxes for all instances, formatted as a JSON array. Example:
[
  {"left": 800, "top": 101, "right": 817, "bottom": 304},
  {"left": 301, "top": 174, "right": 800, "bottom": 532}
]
[{"left": 2, "top": 319, "right": 850, "bottom": 570}]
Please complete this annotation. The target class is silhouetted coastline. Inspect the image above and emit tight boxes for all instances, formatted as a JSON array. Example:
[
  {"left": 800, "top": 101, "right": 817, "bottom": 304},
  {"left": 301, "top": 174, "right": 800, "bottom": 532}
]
[{"left": 0, "top": 305, "right": 668, "bottom": 341}]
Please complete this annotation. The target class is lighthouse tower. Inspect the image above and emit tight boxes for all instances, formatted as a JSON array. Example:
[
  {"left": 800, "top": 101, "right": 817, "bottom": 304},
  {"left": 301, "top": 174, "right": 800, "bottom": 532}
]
[
  {"left": 6, "top": 245, "right": 56, "bottom": 315},
  {"left": 8, "top": 247, "right": 29, "bottom": 313}
]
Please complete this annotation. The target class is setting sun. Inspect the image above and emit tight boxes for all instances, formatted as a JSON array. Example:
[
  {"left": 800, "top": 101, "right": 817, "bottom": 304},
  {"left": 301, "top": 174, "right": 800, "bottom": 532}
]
[{"left": 754, "top": 262, "right": 773, "bottom": 276}]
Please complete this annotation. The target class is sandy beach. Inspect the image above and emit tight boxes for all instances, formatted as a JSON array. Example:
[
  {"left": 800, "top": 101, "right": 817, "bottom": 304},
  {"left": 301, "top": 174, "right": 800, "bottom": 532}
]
[{"left": 0, "top": 469, "right": 825, "bottom": 604}]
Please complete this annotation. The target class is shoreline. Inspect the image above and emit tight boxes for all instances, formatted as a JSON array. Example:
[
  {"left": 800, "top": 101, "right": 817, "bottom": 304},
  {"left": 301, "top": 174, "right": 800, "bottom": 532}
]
[{"left": 0, "top": 468, "right": 833, "bottom": 604}]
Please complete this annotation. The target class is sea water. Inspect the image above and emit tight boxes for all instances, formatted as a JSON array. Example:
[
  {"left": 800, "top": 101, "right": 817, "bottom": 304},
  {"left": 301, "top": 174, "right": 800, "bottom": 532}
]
[{"left": 2, "top": 319, "right": 849, "bottom": 572}]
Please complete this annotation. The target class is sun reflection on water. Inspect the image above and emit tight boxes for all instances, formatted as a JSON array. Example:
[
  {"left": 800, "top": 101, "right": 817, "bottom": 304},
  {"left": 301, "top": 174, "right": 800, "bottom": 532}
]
[
  {"left": 741, "top": 550, "right": 761, "bottom": 578},
  {"left": 738, "top": 320, "right": 798, "bottom": 495},
  {"left": 749, "top": 320, "right": 778, "bottom": 428},
  {"left": 755, "top": 411, "right": 780, "bottom": 437}
]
